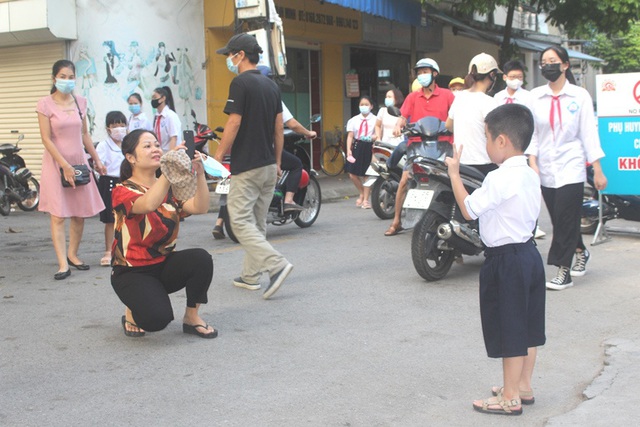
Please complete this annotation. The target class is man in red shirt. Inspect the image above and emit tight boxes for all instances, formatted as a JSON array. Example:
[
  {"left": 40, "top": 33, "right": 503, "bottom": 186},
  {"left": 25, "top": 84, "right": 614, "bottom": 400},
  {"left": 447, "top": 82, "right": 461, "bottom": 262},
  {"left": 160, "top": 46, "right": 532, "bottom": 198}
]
[{"left": 384, "top": 58, "right": 455, "bottom": 236}]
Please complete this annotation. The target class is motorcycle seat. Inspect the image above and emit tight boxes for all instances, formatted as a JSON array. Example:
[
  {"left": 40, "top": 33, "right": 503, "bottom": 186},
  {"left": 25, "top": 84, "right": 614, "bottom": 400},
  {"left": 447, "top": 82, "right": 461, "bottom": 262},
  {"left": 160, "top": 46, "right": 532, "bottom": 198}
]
[
  {"left": 0, "top": 144, "right": 19, "bottom": 154},
  {"left": 459, "top": 164, "right": 486, "bottom": 181}
]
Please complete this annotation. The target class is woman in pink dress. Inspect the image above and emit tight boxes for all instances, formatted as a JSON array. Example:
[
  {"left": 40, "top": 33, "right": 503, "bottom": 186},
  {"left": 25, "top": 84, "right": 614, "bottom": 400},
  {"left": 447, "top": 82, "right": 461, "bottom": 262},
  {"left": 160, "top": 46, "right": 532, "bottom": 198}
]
[{"left": 37, "top": 60, "right": 107, "bottom": 280}]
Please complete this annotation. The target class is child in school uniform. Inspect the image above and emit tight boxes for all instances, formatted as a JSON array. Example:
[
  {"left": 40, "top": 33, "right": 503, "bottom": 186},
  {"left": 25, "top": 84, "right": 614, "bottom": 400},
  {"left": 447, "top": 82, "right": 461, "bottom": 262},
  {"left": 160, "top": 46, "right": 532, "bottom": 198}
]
[{"left": 444, "top": 103, "right": 546, "bottom": 416}]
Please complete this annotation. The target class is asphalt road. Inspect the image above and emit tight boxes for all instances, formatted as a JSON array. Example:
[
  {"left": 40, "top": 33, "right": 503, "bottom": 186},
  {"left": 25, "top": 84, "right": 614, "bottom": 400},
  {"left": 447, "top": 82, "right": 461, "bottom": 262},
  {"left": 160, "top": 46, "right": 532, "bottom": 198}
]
[{"left": 1, "top": 197, "right": 639, "bottom": 426}]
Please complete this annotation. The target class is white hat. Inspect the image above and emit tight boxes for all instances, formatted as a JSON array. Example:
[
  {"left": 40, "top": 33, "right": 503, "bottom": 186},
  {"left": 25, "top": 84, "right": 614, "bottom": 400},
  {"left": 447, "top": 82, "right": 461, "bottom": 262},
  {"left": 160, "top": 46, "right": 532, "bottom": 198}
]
[
  {"left": 414, "top": 58, "right": 440, "bottom": 73},
  {"left": 468, "top": 53, "right": 502, "bottom": 74}
]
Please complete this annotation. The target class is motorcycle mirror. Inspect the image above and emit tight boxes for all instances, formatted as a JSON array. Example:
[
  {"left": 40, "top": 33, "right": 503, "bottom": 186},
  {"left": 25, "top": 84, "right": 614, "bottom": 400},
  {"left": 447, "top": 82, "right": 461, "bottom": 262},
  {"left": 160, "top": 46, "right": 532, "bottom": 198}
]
[
  {"left": 17, "top": 134, "right": 24, "bottom": 142},
  {"left": 310, "top": 114, "right": 321, "bottom": 124},
  {"left": 386, "top": 106, "right": 402, "bottom": 117}
]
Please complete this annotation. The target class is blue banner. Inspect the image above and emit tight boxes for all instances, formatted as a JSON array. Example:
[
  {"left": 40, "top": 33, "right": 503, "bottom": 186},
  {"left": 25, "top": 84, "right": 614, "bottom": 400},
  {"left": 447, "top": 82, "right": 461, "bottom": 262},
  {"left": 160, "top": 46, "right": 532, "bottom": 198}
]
[{"left": 598, "top": 117, "right": 640, "bottom": 195}]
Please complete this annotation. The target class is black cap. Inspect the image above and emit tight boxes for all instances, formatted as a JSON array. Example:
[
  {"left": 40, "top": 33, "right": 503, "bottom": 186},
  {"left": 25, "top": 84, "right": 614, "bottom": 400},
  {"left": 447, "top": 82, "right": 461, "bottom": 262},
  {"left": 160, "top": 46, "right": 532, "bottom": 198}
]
[{"left": 216, "top": 33, "right": 263, "bottom": 55}]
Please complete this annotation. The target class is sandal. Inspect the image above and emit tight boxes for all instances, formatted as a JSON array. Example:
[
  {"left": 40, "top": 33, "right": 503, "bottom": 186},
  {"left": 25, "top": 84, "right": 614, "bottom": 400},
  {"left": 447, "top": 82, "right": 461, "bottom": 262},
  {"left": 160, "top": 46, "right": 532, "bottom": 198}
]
[
  {"left": 100, "top": 252, "right": 111, "bottom": 267},
  {"left": 183, "top": 323, "right": 218, "bottom": 339},
  {"left": 384, "top": 224, "right": 404, "bottom": 236},
  {"left": 473, "top": 396, "right": 522, "bottom": 416},
  {"left": 121, "top": 315, "right": 145, "bottom": 338},
  {"left": 361, "top": 201, "right": 371, "bottom": 209},
  {"left": 491, "top": 386, "right": 535, "bottom": 405}
]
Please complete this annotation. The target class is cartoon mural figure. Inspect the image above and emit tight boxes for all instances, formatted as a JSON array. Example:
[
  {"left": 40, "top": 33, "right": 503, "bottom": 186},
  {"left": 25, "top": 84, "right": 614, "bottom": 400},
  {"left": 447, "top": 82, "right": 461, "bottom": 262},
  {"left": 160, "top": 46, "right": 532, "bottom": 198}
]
[
  {"left": 125, "top": 40, "right": 156, "bottom": 99},
  {"left": 154, "top": 42, "right": 176, "bottom": 84},
  {"left": 75, "top": 44, "right": 98, "bottom": 134},
  {"left": 175, "top": 47, "right": 196, "bottom": 121},
  {"left": 102, "top": 40, "right": 121, "bottom": 84}
]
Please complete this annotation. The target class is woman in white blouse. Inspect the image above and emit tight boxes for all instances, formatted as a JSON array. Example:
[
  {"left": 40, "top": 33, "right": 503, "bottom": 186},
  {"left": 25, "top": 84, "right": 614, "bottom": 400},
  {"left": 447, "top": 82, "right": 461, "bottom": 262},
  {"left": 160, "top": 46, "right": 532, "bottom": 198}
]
[{"left": 526, "top": 45, "right": 608, "bottom": 291}]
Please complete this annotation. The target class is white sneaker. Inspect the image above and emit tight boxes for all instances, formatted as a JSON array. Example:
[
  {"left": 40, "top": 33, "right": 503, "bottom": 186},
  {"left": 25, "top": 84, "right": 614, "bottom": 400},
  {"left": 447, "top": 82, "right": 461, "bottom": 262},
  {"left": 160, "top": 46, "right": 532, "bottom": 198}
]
[
  {"left": 263, "top": 263, "right": 293, "bottom": 300},
  {"left": 546, "top": 266, "right": 573, "bottom": 290},
  {"left": 534, "top": 226, "right": 546, "bottom": 239}
]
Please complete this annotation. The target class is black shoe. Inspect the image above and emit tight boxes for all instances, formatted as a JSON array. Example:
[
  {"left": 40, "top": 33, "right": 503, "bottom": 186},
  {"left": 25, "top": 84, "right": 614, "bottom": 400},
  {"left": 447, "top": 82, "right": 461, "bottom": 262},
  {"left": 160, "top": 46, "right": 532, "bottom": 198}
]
[
  {"left": 182, "top": 323, "right": 218, "bottom": 339},
  {"left": 67, "top": 258, "right": 90, "bottom": 270},
  {"left": 54, "top": 269, "right": 71, "bottom": 280},
  {"left": 546, "top": 266, "right": 573, "bottom": 290},
  {"left": 264, "top": 263, "right": 293, "bottom": 300},
  {"left": 212, "top": 225, "right": 226, "bottom": 240}
]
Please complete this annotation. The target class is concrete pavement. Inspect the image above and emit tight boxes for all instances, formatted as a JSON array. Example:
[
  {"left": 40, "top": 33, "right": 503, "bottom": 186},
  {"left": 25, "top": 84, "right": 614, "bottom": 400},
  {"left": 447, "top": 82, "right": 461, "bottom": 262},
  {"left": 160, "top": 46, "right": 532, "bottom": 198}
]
[{"left": 0, "top": 174, "right": 640, "bottom": 426}]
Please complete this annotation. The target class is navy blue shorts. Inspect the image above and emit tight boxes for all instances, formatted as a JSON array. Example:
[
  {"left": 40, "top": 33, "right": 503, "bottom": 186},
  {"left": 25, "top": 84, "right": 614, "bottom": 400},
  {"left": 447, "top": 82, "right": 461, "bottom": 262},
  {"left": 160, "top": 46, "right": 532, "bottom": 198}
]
[{"left": 479, "top": 240, "right": 546, "bottom": 358}]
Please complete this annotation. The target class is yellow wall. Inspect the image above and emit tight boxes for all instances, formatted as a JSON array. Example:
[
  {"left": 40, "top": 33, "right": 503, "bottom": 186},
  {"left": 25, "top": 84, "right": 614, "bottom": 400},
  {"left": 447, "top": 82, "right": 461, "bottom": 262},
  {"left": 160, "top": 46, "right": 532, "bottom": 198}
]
[
  {"left": 321, "top": 43, "right": 344, "bottom": 137},
  {"left": 203, "top": 0, "right": 235, "bottom": 29}
]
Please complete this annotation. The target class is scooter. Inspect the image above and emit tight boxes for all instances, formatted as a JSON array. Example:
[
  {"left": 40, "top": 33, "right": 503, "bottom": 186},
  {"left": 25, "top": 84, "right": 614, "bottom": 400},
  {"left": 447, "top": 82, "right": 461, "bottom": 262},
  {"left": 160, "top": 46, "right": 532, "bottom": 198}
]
[
  {"left": 214, "top": 121, "right": 322, "bottom": 243},
  {"left": 581, "top": 165, "right": 640, "bottom": 234},
  {"left": 364, "top": 138, "right": 406, "bottom": 220},
  {"left": 398, "top": 117, "right": 487, "bottom": 281},
  {"left": 0, "top": 134, "right": 40, "bottom": 216}
]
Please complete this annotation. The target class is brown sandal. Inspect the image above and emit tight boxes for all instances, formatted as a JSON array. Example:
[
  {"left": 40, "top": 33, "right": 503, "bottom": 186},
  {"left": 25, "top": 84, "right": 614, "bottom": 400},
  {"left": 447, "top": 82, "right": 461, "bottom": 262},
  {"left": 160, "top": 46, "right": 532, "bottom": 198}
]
[
  {"left": 473, "top": 396, "right": 522, "bottom": 416},
  {"left": 491, "top": 386, "right": 535, "bottom": 405},
  {"left": 384, "top": 225, "right": 404, "bottom": 236}
]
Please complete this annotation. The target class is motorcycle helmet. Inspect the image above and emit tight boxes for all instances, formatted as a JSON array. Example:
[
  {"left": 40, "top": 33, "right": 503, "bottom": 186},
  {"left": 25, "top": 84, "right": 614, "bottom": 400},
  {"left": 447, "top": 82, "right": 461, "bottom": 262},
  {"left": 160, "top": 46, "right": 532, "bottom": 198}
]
[
  {"left": 414, "top": 58, "right": 440, "bottom": 73},
  {"left": 468, "top": 53, "right": 502, "bottom": 74},
  {"left": 298, "top": 169, "right": 310, "bottom": 189},
  {"left": 14, "top": 167, "right": 32, "bottom": 184}
]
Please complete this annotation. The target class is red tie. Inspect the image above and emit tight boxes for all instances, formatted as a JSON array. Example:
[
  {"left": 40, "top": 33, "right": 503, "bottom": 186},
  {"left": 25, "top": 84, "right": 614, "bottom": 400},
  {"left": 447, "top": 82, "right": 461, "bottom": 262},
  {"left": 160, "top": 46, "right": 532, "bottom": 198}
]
[
  {"left": 358, "top": 118, "right": 369, "bottom": 139},
  {"left": 550, "top": 96, "right": 562, "bottom": 132},
  {"left": 154, "top": 115, "right": 162, "bottom": 142},
  {"left": 505, "top": 97, "right": 514, "bottom": 104}
]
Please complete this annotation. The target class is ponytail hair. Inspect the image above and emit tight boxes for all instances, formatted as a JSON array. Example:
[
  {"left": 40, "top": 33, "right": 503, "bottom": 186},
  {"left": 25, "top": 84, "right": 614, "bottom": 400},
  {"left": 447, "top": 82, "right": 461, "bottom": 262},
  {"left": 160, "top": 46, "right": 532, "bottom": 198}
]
[
  {"left": 540, "top": 46, "right": 576, "bottom": 85},
  {"left": 50, "top": 59, "right": 76, "bottom": 94},
  {"left": 120, "top": 129, "right": 157, "bottom": 180},
  {"left": 153, "top": 86, "right": 176, "bottom": 111}
]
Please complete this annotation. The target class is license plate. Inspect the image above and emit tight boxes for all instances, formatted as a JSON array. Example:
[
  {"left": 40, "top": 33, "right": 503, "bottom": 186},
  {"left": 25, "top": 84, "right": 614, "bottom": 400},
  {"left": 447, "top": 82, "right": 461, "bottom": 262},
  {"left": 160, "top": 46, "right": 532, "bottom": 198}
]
[
  {"left": 403, "top": 189, "right": 434, "bottom": 209},
  {"left": 215, "top": 179, "right": 230, "bottom": 194},
  {"left": 363, "top": 177, "right": 377, "bottom": 187}
]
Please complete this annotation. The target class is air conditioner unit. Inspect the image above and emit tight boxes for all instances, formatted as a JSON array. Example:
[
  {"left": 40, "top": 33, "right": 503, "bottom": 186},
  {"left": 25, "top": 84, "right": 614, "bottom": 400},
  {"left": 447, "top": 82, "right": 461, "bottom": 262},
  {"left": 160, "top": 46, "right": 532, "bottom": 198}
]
[{"left": 235, "top": 0, "right": 267, "bottom": 20}]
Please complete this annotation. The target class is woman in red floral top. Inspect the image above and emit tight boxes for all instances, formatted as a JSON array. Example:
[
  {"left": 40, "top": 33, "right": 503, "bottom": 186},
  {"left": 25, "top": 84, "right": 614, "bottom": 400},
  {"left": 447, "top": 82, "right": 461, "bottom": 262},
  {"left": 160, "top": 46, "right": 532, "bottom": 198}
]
[{"left": 111, "top": 129, "right": 217, "bottom": 338}]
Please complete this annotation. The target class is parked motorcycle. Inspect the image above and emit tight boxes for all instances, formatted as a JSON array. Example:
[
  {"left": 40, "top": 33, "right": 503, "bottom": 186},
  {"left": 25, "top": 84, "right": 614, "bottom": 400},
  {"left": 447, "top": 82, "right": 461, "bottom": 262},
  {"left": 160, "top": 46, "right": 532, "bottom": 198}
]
[
  {"left": 364, "top": 138, "right": 406, "bottom": 220},
  {"left": 397, "top": 117, "right": 487, "bottom": 281},
  {"left": 0, "top": 134, "right": 40, "bottom": 216},
  {"left": 581, "top": 165, "right": 640, "bottom": 234},
  {"left": 214, "top": 118, "right": 322, "bottom": 243}
]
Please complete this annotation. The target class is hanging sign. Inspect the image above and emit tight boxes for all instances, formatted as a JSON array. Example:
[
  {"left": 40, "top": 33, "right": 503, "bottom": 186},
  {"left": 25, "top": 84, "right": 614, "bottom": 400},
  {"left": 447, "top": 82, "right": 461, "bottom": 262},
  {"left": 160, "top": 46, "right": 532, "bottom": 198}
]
[{"left": 345, "top": 73, "right": 360, "bottom": 98}]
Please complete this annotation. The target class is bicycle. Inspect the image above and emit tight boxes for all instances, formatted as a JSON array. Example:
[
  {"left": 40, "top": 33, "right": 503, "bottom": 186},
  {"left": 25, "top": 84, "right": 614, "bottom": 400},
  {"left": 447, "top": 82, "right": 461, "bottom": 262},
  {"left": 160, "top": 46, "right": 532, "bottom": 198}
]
[{"left": 320, "top": 126, "right": 346, "bottom": 176}]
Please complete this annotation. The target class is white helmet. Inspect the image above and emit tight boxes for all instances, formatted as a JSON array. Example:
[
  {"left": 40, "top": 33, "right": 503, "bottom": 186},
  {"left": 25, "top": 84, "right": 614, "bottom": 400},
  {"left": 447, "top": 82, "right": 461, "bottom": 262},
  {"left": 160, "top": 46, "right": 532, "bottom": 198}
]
[
  {"left": 468, "top": 53, "right": 502, "bottom": 74},
  {"left": 414, "top": 58, "right": 440, "bottom": 73}
]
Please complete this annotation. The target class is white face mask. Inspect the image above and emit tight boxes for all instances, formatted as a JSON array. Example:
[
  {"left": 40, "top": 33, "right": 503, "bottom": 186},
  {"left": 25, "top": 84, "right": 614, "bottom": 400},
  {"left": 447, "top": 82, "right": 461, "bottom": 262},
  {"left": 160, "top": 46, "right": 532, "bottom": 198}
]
[
  {"left": 506, "top": 79, "right": 523, "bottom": 91},
  {"left": 110, "top": 126, "right": 127, "bottom": 142}
]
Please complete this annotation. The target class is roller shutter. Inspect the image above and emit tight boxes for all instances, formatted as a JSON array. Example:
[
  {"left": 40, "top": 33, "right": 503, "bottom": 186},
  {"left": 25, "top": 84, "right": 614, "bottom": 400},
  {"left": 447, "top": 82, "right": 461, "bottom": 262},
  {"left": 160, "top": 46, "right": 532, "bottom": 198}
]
[{"left": 0, "top": 42, "right": 66, "bottom": 180}]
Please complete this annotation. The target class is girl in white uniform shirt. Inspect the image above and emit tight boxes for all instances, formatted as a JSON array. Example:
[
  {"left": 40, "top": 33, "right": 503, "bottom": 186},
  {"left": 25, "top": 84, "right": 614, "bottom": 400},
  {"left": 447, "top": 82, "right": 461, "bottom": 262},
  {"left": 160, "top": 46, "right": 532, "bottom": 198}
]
[
  {"left": 375, "top": 88, "right": 404, "bottom": 144},
  {"left": 95, "top": 111, "right": 127, "bottom": 266},
  {"left": 446, "top": 53, "right": 499, "bottom": 176},
  {"left": 345, "top": 96, "right": 378, "bottom": 209},
  {"left": 526, "top": 45, "right": 608, "bottom": 291},
  {"left": 127, "top": 93, "right": 152, "bottom": 132},
  {"left": 151, "top": 86, "right": 182, "bottom": 152}
]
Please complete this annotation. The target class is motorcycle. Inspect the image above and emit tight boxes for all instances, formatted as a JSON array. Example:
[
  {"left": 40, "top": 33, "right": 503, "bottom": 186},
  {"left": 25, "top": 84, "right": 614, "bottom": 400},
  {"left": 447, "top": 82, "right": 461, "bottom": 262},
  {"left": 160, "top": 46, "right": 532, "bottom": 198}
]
[
  {"left": 364, "top": 137, "right": 406, "bottom": 220},
  {"left": 397, "top": 117, "right": 487, "bottom": 281},
  {"left": 0, "top": 134, "right": 40, "bottom": 216},
  {"left": 214, "top": 117, "right": 322, "bottom": 243},
  {"left": 581, "top": 165, "right": 640, "bottom": 234}
]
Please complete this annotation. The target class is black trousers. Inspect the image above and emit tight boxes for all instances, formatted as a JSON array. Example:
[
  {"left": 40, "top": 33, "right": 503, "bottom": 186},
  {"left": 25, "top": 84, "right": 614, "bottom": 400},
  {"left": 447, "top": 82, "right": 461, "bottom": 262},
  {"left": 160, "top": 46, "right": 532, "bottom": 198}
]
[
  {"left": 281, "top": 150, "right": 303, "bottom": 194},
  {"left": 541, "top": 183, "right": 585, "bottom": 268},
  {"left": 111, "top": 248, "right": 213, "bottom": 332}
]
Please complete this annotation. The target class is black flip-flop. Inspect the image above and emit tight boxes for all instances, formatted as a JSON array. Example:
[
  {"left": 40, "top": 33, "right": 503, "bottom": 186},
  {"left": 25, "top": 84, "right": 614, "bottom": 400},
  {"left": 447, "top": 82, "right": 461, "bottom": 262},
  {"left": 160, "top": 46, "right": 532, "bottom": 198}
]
[
  {"left": 183, "top": 323, "right": 218, "bottom": 339},
  {"left": 121, "top": 315, "right": 145, "bottom": 338}
]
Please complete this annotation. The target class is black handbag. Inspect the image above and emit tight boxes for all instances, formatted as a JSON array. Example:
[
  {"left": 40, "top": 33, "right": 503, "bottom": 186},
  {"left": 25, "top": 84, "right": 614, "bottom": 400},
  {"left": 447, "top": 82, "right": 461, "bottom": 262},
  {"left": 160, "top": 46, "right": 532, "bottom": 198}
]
[{"left": 61, "top": 164, "right": 91, "bottom": 187}]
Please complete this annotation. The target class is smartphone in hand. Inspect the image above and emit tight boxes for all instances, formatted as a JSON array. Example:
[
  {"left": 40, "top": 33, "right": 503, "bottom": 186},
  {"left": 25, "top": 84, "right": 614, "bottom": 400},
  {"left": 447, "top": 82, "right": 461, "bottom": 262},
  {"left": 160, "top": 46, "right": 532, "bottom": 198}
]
[{"left": 183, "top": 130, "right": 195, "bottom": 159}]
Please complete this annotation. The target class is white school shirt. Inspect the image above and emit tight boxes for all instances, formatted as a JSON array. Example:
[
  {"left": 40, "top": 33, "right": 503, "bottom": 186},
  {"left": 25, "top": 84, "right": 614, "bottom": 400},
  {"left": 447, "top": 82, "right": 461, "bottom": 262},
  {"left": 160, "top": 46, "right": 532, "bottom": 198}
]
[
  {"left": 464, "top": 155, "right": 541, "bottom": 247},
  {"left": 282, "top": 102, "right": 293, "bottom": 123},
  {"left": 128, "top": 112, "right": 153, "bottom": 132},
  {"left": 95, "top": 136, "right": 124, "bottom": 178},
  {"left": 153, "top": 107, "right": 182, "bottom": 152},
  {"left": 494, "top": 87, "right": 533, "bottom": 109},
  {"left": 346, "top": 113, "right": 377, "bottom": 139},
  {"left": 448, "top": 90, "right": 497, "bottom": 165},
  {"left": 525, "top": 82, "right": 605, "bottom": 188}
]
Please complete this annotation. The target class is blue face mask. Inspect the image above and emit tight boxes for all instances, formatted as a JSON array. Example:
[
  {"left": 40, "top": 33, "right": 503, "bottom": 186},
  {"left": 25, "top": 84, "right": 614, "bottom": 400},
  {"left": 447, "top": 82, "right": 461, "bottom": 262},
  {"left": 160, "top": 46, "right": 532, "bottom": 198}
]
[
  {"left": 226, "top": 54, "right": 239, "bottom": 75},
  {"left": 55, "top": 78, "right": 76, "bottom": 94},
  {"left": 384, "top": 98, "right": 394, "bottom": 108},
  {"left": 359, "top": 106, "right": 371, "bottom": 115},
  {"left": 128, "top": 104, "right": 141, "bottom": 115},
  {"left": 417, "top": 73, "right": 433, "bottom": 88}
]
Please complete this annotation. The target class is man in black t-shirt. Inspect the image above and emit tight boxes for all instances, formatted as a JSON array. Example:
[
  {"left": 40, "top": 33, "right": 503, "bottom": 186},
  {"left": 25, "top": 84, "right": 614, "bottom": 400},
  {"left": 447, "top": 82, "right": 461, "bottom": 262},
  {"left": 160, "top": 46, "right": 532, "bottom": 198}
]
[{"left": 214, "top": 33, "right": 293, "bottom": 300}]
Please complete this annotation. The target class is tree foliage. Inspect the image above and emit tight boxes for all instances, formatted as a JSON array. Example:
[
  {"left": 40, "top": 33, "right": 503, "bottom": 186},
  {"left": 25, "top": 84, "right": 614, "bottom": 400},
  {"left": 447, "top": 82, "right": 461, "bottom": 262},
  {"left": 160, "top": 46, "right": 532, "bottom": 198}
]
[{"left": 586, "top": 24, "right": 640, "bottom": 73}]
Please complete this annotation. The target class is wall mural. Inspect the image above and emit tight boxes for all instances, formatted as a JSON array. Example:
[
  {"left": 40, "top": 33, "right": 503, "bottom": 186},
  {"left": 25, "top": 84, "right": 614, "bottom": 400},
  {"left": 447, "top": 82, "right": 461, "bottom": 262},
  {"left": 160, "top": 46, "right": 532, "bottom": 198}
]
[{"left": 71, "top": 0, "right": 206, "bottom": 141}]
